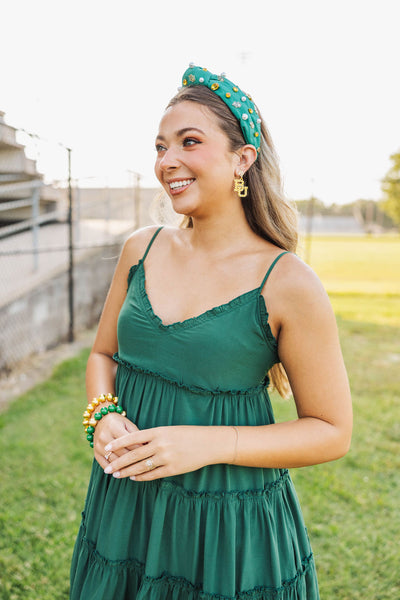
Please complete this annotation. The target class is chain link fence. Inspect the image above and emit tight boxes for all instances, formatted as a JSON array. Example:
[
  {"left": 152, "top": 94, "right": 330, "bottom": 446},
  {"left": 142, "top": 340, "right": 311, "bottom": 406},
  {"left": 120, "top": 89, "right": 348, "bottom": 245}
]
[{"left": 0, "top": 114, "right": 157, "bottom": 376}]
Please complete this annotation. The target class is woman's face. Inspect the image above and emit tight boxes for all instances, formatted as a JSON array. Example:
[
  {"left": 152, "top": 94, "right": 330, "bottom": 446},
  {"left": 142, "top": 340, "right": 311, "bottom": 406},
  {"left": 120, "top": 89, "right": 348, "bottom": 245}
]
[{"left": 154, "top": 101, "right": 239, "bottom": 217}]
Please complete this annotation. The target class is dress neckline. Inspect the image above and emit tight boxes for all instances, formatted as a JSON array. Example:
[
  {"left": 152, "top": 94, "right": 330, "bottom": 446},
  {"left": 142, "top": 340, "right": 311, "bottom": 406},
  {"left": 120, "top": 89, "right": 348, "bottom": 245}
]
[{"left": 137, "top": 260, "right": 261, "bottom": 331}]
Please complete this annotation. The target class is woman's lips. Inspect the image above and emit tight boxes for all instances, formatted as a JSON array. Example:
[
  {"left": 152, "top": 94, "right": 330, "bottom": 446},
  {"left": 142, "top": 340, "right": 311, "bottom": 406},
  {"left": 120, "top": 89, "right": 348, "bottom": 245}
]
[{"left": 168, "top": 178, "right": 195, "bottom": 194}]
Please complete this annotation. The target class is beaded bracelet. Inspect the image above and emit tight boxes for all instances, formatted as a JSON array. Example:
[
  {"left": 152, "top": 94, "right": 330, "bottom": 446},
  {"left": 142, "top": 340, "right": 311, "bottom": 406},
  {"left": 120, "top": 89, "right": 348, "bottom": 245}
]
[
  {"left": 82, "top": 393, "right": 117, "bottom": 429},
  {"left": 82, "top": 393, "right": 126, "bottom": 447}
]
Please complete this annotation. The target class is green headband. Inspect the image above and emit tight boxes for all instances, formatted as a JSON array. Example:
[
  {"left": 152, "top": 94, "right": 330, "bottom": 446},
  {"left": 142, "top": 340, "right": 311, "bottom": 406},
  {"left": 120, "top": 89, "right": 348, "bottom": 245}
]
[{"left": 181, "top": 63, "right": 262, "bottom": 156}]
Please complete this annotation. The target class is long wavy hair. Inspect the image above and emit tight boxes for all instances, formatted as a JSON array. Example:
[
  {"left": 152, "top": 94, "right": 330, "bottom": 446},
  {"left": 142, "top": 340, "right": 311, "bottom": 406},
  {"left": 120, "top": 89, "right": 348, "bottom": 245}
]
[{"left": 166, "top": 86, "right": 298, "bottom": 398}]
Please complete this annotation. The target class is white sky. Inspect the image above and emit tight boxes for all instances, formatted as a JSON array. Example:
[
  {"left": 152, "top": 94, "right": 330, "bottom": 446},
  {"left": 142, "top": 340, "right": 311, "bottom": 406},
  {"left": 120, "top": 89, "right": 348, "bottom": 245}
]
[{"left": 1, "top": 0, "right": 399, "bottom": 204}]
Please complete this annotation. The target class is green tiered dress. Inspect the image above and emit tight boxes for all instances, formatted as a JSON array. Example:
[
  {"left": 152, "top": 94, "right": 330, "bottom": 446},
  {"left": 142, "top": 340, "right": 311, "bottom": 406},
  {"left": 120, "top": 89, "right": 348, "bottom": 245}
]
[{"left": 70, "top": 228, "right": 320, "bottom": 599}]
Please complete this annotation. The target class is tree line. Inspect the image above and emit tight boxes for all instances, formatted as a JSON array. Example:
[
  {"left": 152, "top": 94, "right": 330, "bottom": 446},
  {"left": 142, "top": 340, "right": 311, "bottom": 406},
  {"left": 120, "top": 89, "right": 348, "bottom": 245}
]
[{"left": 296, "top": 151, "right": 400, "bottom": 232}]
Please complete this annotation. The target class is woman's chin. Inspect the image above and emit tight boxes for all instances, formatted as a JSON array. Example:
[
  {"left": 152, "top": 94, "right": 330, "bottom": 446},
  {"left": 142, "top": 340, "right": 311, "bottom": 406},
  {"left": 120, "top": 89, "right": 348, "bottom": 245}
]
[{"left": 170, "top": 197, "right": 198, "bottom": 218}]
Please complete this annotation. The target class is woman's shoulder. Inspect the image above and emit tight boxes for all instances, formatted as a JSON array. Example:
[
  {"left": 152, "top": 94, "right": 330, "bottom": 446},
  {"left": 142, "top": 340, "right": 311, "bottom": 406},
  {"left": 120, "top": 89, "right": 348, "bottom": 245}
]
[
  {"left": 261, "top": 249, "right": 333, "bottom": 321},
  {"left": 265, "top": 249, "right": 321, "bottom": 287},
  {"left": 122, "top": 225, "right": 180, "bottom": 262}
]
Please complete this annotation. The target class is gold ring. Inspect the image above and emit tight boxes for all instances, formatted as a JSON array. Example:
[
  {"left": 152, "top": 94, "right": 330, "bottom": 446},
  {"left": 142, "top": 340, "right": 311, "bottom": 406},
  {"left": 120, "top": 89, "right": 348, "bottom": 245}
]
[
  {"left": 145, "top": 458, "right": 155, "bottom": 470},
  {"left": 104, "top": 451, "right": 112, "bottom": 461}
]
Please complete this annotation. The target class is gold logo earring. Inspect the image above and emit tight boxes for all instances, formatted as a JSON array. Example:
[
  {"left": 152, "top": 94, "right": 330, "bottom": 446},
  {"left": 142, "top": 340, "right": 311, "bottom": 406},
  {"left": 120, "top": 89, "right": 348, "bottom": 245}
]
[{"left": 233, "top": 173, "right": 248, "bottom": 198}]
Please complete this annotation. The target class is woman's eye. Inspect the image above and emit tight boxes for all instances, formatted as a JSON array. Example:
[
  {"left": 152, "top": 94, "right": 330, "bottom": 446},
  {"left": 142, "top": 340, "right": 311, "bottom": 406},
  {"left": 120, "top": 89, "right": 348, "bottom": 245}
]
[
  {"left": 183, "top": 137, "right": 200, "bottom": 147},
  {"left": 155, "top": 143, "right": 167, "bottom": 152}
]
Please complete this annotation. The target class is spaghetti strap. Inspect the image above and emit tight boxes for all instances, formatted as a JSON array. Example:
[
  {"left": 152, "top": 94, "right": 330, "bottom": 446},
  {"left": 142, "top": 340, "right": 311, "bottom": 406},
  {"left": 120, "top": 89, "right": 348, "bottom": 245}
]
[
  {"left": 259, "top": 251, "right": 290, "bottom": 290},
  {"left": 141, "top": 226, "right": 164, "bottom": 262}
]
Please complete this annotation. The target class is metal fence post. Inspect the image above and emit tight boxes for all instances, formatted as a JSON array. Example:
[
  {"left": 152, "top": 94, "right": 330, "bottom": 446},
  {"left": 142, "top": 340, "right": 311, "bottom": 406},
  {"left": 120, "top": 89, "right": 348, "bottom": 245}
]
[
  {"left": 31, "top": 183, "right": 40, "bottom": 271},
  {"left": 67, "top": 148, "right": 74, "bottom": 343},
  {"left": 75, "top": 182, "right": 80, "bottom": 244}
]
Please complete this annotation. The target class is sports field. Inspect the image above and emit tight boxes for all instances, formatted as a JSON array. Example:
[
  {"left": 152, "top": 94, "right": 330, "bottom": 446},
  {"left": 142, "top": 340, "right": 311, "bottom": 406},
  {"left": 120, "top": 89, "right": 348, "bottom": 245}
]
[
  {"left": 299, "top": 234, "right": 400, "bottom": 324},
  {"left": 0, "top": 235, "right": 399, "bottom": 599}
]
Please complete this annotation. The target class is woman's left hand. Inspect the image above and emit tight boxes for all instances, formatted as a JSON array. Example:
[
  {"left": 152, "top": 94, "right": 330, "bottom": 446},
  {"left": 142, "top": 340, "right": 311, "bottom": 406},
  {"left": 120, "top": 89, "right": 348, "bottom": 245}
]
[{"left": 102, "top": 425, "right": 234, "bottom": 481}]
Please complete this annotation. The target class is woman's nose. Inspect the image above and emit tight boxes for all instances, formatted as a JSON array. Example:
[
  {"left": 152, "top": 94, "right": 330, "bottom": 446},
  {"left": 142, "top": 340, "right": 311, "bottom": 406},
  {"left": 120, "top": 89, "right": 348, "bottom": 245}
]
[{"left": 159, "top": 146, "right": 179, "bottom": 170}]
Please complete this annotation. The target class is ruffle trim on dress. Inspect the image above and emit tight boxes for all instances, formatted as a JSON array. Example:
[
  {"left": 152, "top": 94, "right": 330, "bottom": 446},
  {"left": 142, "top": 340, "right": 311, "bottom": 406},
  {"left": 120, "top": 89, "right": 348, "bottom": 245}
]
[
  {"left": 127, "top": 261, "right": 141, "bottom": 288},
  {"left": 134, "top": 260, "right": 262, "bottom": 332},
  {"left": 158, "top": 470, "right": 290, "bottom": 502},
  {"left": 258, "top": 296, "right": 278, "bottom": 350},
  {"left": 128, "top": 259, "right": 278, "bottom": 364},
  {"left": 113, "top": 353, "right": 267, "bottom": 396},
  {"left": 81, "top": 533, "right": 145, "bottom": 574},
  {"left": 75, "top": 534, "right": 315, "bottom": 599},
  {"left": 140, "top": 553, "right": 315, "bottom": 600}
]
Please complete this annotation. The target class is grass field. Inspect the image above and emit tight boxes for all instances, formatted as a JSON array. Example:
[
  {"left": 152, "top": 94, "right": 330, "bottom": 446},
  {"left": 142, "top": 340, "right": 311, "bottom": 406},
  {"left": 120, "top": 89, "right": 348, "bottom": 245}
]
[
  {"left": 0, "top": 235, "right": 399, "bottom": 599},
  {"left": 299, "top": 235, "right": 400, "bottom": 325}
]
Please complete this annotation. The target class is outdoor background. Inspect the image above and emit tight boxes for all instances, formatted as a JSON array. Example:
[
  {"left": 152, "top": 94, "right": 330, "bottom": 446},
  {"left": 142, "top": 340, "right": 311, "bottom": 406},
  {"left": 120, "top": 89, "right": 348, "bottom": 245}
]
[{"left": 1, "top": 1, "right": 399, "bottom": 599}]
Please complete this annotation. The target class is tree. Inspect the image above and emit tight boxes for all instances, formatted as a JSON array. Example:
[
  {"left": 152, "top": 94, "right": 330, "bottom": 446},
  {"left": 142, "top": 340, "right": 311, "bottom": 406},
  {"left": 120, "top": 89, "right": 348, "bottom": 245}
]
[{"left": 381, "top": 151, "right": 400, "bottom": 228}]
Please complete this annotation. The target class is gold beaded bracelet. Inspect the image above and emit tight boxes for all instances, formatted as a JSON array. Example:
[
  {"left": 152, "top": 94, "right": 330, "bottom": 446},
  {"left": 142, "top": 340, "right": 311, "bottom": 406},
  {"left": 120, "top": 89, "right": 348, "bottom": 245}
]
[{"left": 82, "top": 393, "right": 126, "bottom": 448}]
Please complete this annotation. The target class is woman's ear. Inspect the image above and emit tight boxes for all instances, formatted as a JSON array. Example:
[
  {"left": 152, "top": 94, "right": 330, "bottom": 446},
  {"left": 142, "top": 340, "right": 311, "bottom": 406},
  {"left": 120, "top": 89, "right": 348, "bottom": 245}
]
[{"left": 235, "top": 145, "right": 258, "bottom": 176}]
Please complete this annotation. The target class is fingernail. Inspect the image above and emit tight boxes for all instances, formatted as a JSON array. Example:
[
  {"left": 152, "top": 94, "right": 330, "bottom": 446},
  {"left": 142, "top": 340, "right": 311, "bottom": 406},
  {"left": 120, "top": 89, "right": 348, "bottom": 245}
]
[
  {"left": 130, "top": 476, "right": 136, "bottom": 481},
  {"left": 104, "top": 465, "right": 112, "bottom": 474},
  {"left": 112, "top": 471, "right": 121, "bottom": 478},
  {"left": 104, "top": 444, "right": 112, "bottom": 452}
]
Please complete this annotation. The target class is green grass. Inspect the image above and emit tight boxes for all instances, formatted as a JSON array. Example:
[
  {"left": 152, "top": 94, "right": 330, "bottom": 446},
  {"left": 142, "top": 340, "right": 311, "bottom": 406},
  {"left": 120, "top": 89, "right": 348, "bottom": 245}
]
[
  {"left": 0, "top": 353, "right": 92, "bottom": 600},
  {"left": 299, "top": 234, "right": 400, "bottom": 295},
  {"left": 329, "top": 292, "right": 400, "bottom": 326},
  {"left": 299, "top": 235, "right": 400, "bottom": 326},
  {"left": 1, "top": 235, "right": 399, "bottom": 599}
]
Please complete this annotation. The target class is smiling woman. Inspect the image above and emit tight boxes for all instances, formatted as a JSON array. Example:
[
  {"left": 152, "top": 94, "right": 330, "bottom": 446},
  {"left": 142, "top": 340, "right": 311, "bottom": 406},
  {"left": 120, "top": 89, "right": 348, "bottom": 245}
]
[
  {"left": 69, "top": 64, "right": 352, "bottom": 600},
  {"left": 154, "top": 101, "right": 248, "bottom": 224}
]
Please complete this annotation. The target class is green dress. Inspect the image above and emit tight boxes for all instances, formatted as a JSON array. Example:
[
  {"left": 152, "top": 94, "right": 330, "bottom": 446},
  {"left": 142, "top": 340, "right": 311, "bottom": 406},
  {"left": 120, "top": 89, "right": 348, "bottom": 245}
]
[{"left": 70, "top": 227, "right": 320, "bottom": 599}]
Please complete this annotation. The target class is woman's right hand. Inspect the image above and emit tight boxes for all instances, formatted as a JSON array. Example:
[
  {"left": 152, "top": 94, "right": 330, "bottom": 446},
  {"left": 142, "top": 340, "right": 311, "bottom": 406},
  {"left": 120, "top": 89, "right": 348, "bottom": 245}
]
[{"left": 93, "top": 414, "right": 140, "bottom": 469}]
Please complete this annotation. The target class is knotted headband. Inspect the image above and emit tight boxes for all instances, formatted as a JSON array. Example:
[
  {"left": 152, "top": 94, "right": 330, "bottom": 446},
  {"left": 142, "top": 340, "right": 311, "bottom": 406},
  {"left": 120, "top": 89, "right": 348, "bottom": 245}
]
[{"left": 181, "top": 63, "right": 262, "bottom": 156}]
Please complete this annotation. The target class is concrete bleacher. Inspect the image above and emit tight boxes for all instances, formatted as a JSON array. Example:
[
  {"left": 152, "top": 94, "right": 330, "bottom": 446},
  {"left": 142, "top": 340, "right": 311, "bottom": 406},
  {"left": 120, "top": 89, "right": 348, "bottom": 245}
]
[{"left": 0, "top": 110, "right": 60, "bottom": 227}]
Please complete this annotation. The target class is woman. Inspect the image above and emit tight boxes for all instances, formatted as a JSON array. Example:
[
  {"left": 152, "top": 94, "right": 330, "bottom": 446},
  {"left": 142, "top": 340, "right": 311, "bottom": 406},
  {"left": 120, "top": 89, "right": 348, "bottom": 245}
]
[{"left": 70, "top": 64, "right": 352, "bottom": 599}]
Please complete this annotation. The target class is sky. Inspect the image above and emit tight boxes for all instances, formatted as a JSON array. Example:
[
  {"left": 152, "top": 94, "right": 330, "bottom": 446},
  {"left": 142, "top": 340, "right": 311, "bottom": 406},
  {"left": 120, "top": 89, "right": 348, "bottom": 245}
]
[{"left": 1, "top": 0, "right": 399, "bottom": 205}]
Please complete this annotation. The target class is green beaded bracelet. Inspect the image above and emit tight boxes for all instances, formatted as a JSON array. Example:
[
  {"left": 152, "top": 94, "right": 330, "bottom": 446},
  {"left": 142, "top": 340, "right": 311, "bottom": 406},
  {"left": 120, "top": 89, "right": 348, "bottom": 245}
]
[{"left": 86, "top": 404, "right": 126, "bottom": 448}]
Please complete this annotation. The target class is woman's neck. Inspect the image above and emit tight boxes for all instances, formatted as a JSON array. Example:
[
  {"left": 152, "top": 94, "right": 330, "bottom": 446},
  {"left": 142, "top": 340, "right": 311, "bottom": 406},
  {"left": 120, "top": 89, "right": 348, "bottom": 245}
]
[{"left": 187, "top": 209, "right": 258, "bottom": 255}]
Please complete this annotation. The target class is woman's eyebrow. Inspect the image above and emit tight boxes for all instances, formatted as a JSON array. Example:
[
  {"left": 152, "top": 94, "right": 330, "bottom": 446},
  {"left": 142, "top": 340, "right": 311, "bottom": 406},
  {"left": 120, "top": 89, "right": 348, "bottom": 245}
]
[
  {"left": 176, "top": 127, "right": 205, "bottom": 136},
  {"left": 156, "top": 127, "right": 205, "bottom": 142}
]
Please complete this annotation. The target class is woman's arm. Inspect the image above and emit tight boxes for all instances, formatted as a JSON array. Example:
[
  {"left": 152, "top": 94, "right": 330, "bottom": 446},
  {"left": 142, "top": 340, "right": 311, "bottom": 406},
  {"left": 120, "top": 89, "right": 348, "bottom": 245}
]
[
  {"left": 103, "top": 255, "right": 352, "bottom": 480},
  {"left": 85, "top": 226, "right": 160, "bottom": 467},
  {"left": 86, "top": 227, "right": 157, "bottom": 397},
  {"left": 231, "top": 255, "right": 352, "bottom": 468}
]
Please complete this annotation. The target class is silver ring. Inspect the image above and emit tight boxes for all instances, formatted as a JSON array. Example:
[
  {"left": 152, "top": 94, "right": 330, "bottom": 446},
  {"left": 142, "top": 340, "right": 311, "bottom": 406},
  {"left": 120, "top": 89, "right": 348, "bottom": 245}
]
[
  {"left": 145, "top": 458, "right": 155, "bottom": 470},
  {"left": 104, "top": 451, "right": 112, "bottom": 461}
]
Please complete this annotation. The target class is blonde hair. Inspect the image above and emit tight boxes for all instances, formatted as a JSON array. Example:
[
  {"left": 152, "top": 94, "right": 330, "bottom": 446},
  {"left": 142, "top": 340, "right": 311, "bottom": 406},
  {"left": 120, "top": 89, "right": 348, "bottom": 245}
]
[{"left": 167, "top": 87, "right": 298, "bottom": 397}]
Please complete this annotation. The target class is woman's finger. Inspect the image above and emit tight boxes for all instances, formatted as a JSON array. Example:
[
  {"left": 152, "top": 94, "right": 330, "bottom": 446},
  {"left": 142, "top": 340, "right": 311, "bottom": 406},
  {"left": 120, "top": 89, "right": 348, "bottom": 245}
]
[
  {"left": 95, "top": 453, "right": 112, "bottom": 470},
  {"left": 103, "top": 441, "right": 157, "bottom": 474},
  {"left": 107, "top": 455, "right": 166, "bottom": 480},
  {"left": 104, "top": 450, "right": 117, "bottom": 463},
  {"left": 93, "top": 416, "right": 140, "bottom": 465},
  {"left": 131, "top": 464, "right": 166, "bottom": 481},
  {"left": 95, "top": 442, "right": 131, "bottom": 467},
  {"left": 104, "top": 427, "right": 154, "bottom": 453}
]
